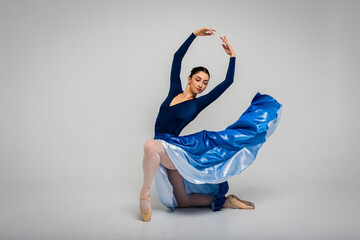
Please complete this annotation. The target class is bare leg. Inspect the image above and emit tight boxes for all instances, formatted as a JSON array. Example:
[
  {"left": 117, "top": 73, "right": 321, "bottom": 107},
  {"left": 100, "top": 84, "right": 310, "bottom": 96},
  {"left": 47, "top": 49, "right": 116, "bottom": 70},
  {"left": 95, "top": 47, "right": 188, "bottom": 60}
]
[{"left": 167, "top": 169, "right": 212, "bottom": 208}]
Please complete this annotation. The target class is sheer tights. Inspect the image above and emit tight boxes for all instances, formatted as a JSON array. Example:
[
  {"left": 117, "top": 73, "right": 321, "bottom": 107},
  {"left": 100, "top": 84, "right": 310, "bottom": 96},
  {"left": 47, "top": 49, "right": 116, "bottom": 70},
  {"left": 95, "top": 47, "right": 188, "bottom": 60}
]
[{"left": 141, "top": 139, "right": 212, "bottom": 212}]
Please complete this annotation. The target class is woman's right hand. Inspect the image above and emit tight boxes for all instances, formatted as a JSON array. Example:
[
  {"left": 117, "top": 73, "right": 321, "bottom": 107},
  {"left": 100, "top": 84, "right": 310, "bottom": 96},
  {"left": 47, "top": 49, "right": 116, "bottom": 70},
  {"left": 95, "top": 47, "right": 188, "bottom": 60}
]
[{"left": 193, "top": 27, "right": 216, "bottom": 37}]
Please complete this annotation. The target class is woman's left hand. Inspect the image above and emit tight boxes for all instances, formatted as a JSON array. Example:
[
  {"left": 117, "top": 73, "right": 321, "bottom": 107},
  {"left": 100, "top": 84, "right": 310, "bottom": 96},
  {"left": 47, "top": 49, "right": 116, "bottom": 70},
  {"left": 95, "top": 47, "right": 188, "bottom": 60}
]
[{"left": 220, "top": 36, "right": 236, "bottom": 57}]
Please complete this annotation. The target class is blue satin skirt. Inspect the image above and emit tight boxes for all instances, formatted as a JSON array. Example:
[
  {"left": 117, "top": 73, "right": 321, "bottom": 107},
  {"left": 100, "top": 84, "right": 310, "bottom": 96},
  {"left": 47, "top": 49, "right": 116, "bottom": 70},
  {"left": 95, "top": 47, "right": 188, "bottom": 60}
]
[{"left": 153, "top": 92, "right": 283, "bottom": 211}]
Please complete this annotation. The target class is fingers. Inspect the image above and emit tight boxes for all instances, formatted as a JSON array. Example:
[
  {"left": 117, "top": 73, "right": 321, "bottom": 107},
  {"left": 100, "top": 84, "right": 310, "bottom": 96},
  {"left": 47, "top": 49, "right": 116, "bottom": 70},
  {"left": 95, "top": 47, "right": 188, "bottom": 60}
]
[
  {"left": 222, "top": 44, "right": 230, "bottom": 53},
  {"left": 220, "top": 36, "right": 228, "bottom": 43},
  {"left": 222, "top": 45, "right": 230, "bottom": 55},
  {"left": 207, "top": 28, "right": 216, "bottom": 35},
  {"left": 222, "top": 44, "right": 229, "bottom": 53},
  {"left": 202, "top": 27, "right": 215, "bottom": 33}
]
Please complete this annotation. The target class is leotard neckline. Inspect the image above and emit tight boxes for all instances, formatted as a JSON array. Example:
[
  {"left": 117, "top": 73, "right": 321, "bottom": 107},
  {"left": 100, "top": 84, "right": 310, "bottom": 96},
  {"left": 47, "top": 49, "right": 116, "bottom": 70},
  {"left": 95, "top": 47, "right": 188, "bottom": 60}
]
[
  {"left": 168, "top": 97, "right": 196, "bottom": 108},
  {"left": 168, "top": 91, "right": 196, "bottom": 108}
]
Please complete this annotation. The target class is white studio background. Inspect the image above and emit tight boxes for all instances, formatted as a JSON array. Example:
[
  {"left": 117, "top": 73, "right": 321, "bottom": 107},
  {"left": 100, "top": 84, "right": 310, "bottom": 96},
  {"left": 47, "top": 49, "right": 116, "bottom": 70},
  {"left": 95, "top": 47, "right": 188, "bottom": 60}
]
[{"left": 1, "top": 0, "right": 359, "bottom": 239}]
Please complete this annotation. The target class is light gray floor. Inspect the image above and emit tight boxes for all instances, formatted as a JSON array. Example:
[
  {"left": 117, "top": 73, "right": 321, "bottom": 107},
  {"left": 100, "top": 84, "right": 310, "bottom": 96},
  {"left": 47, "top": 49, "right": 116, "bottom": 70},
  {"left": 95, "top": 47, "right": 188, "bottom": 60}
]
[{"left": 1, "top": 177, "right": 359, "bottom": 240}]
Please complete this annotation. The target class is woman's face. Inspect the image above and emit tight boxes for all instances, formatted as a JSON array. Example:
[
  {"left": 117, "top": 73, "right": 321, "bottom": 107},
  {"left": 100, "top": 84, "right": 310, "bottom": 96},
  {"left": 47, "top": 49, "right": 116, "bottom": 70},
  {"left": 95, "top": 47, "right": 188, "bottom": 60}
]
[{"left": 188, "top": 71, "right": 209, "bottom": 94}]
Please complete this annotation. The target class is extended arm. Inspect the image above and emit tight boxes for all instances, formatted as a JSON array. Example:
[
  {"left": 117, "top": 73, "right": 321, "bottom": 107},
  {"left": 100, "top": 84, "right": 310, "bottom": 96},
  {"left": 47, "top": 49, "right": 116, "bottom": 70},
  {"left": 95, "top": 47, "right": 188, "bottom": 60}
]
[
  {"left": 168, "top": 32, "right": 197, "bottom": 96},
  {"left": 195, "top": 57, "right": 236, "bottom": 112}
]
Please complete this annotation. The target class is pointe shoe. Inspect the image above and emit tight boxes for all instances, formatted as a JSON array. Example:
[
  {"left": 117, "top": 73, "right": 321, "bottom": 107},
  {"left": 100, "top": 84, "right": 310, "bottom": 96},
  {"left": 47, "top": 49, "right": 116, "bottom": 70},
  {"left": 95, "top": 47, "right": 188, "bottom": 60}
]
[
  {"left": 224, "top": 194, "right": 255, "bottom": 209},
  {"left": 139, "top": 187, "right": 151, "bottom": 222}
]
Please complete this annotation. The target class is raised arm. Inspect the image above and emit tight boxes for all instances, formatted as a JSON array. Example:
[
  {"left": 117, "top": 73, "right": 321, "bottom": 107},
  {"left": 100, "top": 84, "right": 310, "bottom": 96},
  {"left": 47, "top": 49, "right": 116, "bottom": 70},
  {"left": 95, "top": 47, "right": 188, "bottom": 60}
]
[
  {"left": 195, "top": 57, "right": 236, "bottom": 112},
  {"left": 168, "top": 32, "right": 197, "bottom": 96}
]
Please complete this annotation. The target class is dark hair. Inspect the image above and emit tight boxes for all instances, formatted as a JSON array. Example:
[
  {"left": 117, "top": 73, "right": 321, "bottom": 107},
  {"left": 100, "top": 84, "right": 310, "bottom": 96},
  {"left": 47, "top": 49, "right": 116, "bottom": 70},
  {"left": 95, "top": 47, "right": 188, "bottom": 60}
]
[{"left": 189, "top": 66, "right": 210, "bottom": 79}]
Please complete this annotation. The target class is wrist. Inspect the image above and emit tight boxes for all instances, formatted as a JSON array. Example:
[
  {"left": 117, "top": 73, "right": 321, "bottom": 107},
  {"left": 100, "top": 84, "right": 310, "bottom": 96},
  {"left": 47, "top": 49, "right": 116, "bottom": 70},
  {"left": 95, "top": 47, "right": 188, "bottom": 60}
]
[{"left": 193, "top": 31, "right": 198, "bottom": 37}]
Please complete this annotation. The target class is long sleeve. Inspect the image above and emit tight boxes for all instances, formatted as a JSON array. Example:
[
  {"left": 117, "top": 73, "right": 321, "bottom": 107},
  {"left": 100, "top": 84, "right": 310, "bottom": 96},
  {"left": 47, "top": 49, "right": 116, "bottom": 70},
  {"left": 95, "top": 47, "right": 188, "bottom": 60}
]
[
  {"left": 195, "top": 57, "right": 236, "bottom": 112},
  {"left": 168, "top": 32, "right": 197, "bottom": 96}
]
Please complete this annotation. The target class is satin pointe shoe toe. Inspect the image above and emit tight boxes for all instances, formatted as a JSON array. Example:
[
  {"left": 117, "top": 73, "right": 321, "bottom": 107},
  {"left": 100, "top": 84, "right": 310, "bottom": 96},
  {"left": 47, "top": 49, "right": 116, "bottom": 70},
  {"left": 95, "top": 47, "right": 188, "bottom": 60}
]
[
  {"left": 224, "top": 194, "right": 255, "bottom": 209},
  {"left": 139, "top": 187, "right": 151, "bottom": 222}
]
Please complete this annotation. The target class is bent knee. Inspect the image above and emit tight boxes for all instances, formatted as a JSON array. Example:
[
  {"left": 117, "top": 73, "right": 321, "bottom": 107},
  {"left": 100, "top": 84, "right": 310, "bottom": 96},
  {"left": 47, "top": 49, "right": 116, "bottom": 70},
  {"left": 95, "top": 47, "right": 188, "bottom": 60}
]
[{"left": 143, "top": 139, "right": 162, "bottom": 154}]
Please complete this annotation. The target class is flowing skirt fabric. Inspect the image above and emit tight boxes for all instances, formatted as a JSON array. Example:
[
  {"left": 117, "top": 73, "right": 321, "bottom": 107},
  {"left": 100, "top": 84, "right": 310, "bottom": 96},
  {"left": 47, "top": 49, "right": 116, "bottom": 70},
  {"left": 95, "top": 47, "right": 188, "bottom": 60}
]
[{"left": 153, "top": 92, "right": 283, "bottom": 211}]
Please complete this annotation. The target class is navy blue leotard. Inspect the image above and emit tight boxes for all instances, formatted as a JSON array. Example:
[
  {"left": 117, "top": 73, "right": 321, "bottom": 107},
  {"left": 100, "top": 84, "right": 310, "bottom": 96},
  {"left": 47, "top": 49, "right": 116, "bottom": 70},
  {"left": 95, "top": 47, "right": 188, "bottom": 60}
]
[{"left": 154, "top": 32, "right": 236, "bottom": 137}]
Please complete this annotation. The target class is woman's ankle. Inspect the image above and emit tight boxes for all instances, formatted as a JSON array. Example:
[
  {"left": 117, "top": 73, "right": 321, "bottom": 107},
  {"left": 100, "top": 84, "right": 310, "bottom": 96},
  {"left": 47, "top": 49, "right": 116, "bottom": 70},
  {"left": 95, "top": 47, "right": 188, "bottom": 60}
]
[
  {"left": 141, "top": 186, "right": 150, "bottom": 193},
  {"left": 140, "top": 187, "right": 151, "bottom": 199}
]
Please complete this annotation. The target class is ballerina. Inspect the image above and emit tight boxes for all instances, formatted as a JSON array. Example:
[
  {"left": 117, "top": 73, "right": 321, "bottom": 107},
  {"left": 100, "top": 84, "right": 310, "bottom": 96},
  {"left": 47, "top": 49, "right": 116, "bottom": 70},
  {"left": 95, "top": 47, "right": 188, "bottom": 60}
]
[{"left": 140, "top": 27, "right": 282, "bottom": 222}]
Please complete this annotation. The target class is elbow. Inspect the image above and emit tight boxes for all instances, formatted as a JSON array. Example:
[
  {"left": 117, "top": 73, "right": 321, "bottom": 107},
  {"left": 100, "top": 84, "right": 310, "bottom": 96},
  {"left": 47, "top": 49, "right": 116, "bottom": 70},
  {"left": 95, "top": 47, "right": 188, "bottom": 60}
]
[
  {"left": 174, "top": 49, "right": 182, "bottom": 57},
  {"left": 226, "top": 78, "right": 234, "bottom": 89},
  {"left": 173, "top": 52, "right": 181, "bottom": 61},
  {"left": 228, "top": 77, "right": 234, "bottom": 86}
]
